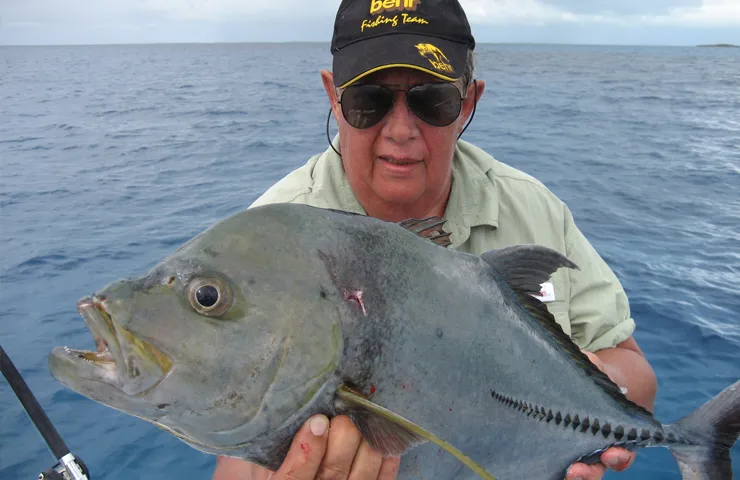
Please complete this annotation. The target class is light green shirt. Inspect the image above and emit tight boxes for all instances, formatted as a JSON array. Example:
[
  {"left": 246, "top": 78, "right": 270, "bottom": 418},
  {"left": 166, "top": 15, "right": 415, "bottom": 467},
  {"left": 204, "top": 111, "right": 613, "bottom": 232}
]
[{"left": 250, "top": 138, "right": 635, "bottom": 352}]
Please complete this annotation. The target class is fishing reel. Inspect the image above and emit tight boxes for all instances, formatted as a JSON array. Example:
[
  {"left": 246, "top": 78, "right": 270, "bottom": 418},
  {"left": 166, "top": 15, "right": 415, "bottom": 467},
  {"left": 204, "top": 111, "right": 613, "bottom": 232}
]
[
  {"left": 39, "top": 454, "right": 90, "bottom": 480},
  {"left": 1, "top": 345, "right": 91, "bottom": 480}
]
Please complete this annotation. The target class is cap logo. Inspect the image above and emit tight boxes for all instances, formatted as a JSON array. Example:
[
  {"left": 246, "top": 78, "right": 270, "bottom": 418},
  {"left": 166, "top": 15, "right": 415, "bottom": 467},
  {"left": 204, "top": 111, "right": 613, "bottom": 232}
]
[
  {"left": 415, "top": 43, "right": 454, "bottom": 73},
  {"left": 370, "top": 0, "right": 420, "bottom": 15},
  {"left": 361, "top": 0, "right": 428, "bottom": 33}
]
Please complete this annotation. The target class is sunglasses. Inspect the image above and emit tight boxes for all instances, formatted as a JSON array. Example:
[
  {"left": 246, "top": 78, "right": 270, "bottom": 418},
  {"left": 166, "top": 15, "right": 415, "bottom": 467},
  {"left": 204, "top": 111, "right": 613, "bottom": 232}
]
[{"left": 338, "top": 82, "right": 465, "bottom": 130}]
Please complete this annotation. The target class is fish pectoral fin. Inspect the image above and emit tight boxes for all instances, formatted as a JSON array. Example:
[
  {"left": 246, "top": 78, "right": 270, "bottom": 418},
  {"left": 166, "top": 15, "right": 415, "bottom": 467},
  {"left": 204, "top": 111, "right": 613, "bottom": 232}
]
[
  {"left": 335, "top": 386, "right": 497, "bottom": 480},
  {"left": 321, "top": 209, "right": 451, "bottom": 247},
  {"left": 398, "top": 217, "right": 452, "bottom": 248},
  {"left": 335, "top": 385, "right": 427, "bottom": 456}
]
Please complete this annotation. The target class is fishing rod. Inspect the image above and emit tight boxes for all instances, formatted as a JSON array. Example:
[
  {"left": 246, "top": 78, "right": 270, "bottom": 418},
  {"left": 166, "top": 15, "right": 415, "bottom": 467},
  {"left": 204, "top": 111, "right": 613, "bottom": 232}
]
[{"left": 1, "top": 344, "right": 90, "bottom": 480}]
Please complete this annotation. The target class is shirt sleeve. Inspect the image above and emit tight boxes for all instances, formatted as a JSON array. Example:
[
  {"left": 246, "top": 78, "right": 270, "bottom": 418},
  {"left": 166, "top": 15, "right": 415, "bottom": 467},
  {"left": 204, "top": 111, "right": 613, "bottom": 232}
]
[
  {"left": 563, "top": 204, "right": 636, "bottom": 352},
  {"left": 248, "top": 155, "right": 320, "bottom": 208}
]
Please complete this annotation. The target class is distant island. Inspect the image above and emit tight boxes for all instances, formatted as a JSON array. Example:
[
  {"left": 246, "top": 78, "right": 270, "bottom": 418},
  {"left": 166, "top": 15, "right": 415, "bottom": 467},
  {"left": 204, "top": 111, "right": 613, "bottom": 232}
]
[{"left": 697, "top": 44, "right": 739, "bottom": 48}]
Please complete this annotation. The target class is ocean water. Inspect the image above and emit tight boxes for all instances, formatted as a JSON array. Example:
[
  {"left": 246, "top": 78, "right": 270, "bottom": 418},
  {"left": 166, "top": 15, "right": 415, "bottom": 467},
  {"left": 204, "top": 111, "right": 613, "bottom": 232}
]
[{"left": 1, "top": 43, "right": 738, "bottom": 479}]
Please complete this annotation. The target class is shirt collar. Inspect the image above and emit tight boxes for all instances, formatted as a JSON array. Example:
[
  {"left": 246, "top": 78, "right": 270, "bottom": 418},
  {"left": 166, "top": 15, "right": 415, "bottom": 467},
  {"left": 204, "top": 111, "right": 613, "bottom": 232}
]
[
  {"left": 314, "top": 137, "right": 500, "bottom": 247},
  {"left": 442, "top": 140, "right": 499, "bottom": 247}
]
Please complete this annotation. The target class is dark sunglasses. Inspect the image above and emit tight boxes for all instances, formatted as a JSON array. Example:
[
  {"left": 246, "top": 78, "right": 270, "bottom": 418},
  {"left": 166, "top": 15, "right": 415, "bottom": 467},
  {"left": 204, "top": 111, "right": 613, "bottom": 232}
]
[{"left": 338, "top": 82, "right": 465, "bottom": 129}]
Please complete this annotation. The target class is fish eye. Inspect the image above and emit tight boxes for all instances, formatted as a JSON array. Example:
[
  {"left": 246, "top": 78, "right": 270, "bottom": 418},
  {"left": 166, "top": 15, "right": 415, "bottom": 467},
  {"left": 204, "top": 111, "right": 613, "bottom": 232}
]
[
  {"left": 187, "top": 276, "right": 233, "bottom": 317},
  {"left": 196, "top": 285, "right": 219, "bottom": 307}
]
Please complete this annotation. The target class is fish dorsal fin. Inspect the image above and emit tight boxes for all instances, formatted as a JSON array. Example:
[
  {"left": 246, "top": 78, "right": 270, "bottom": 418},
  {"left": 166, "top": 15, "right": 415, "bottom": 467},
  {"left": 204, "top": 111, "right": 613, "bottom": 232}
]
[
  {"left": 481, "top": 245, "right": 579, "bottom": 294},
  {"left": 398, "top": 217, "right": 452, "bottom": 248},
  {"left": 335, "top": 386, "right": 497, "bottom": 480},
  {"left": 481, "top": 245, "right": 654, "bottom": 421},
  {"left": 481, "top": 245, "right": 577, "bottom": 330}
]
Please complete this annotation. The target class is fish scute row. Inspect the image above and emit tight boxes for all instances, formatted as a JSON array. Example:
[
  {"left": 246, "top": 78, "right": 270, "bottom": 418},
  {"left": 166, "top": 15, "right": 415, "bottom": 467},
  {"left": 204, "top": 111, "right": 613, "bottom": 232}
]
[{"left": 489, "top": 390, "right": 667, "bottom": 444}]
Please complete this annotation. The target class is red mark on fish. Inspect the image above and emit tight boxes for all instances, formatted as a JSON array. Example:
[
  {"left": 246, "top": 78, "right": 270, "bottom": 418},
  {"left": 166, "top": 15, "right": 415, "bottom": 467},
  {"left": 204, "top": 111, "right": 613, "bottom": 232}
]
[
  {"left": 344, "top": 289, "right": 367, "bottom": 315},
  {"left": 370, "top": 384, "right": 376, "bottom": 394}
]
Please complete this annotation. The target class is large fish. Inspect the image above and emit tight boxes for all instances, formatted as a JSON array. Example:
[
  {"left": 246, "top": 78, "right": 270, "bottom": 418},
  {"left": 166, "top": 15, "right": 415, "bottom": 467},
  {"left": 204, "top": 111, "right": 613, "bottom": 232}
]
[{"left": 49, "top": 203, "right": 739, "bottom": 479}]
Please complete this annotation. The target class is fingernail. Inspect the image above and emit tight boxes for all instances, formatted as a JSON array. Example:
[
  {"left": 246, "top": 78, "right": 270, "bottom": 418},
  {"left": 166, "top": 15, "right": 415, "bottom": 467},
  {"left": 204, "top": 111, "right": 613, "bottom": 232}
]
[
  {"left": 309, "top": 415, "right": 329, "bottom": 436},
  {"left": 606, "top": 456, "right": 625, "bottom": 468}
]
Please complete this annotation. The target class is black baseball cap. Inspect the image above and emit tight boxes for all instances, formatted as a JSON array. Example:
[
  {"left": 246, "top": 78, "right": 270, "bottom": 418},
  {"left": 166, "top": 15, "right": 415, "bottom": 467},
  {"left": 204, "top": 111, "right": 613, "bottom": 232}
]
[{"left": 330, "top": 0, "right": 476, "bottom": 88}]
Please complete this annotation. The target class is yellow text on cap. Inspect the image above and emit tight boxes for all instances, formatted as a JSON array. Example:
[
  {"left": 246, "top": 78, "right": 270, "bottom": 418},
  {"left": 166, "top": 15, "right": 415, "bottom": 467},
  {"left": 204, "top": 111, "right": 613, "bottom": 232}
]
[{"left": 370, "top": 0, "right": 421, "bottom": 15}]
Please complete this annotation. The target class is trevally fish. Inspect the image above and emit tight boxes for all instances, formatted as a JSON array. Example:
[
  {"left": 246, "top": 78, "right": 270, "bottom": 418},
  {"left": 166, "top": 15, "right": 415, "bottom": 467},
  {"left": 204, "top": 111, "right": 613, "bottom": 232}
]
[{"left": 49, "top": 203, "right": 740, "bottom": 479}]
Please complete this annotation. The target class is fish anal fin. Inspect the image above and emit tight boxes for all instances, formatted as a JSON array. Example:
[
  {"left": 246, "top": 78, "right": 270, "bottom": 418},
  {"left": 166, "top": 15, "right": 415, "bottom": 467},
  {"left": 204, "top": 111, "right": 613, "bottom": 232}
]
[{"left": 482, "top": 245, "right": 655, "bottom": 423}]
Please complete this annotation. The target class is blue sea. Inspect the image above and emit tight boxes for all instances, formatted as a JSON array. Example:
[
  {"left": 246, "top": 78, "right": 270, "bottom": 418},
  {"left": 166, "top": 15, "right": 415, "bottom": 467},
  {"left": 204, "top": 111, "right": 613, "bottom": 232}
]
[{"left": 1, "top": 43, "right": 738, "bottom": 479}]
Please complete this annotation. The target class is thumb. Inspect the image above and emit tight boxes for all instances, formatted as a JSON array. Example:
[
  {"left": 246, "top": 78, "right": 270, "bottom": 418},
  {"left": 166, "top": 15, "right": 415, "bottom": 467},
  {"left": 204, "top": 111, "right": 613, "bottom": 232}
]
[
  {"left": 273, "top": 415, "right": 330, "bottom": 480},
  {"left": 581, "top": 350, "right": 605, "bottom": 372}
]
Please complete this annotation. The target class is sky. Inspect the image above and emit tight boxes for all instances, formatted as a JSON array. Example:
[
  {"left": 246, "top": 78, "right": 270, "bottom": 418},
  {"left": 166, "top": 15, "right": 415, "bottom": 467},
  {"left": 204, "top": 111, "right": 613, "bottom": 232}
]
[{"left": 2, "top": 0, "right": 740, "bottom": 46}]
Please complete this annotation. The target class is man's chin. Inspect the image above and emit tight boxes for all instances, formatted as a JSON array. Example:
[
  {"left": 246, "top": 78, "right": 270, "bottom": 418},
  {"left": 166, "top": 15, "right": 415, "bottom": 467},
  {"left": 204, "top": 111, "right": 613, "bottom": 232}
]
[{"left": 374, "top": 185, "right": 425, "bottom": 206}]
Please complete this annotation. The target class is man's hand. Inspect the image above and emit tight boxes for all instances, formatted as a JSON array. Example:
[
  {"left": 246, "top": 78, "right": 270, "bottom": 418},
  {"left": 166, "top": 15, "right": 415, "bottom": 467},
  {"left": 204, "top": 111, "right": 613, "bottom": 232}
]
[
  {"left": 212, "top": 415, "right": 400, "bottom": 480},
  {"left": 565, "top": 350, "right": 635, "bottom": 479},
  {"left": 565, "top": 336, "right": 658, "bottom": 480}
]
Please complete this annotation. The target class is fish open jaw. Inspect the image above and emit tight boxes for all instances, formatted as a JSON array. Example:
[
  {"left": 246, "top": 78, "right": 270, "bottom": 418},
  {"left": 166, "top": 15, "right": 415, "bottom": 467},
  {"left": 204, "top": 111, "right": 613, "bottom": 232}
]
[
  {"left": 54, "top": 296, "right": 173, "bottom": 393},
  {"left": 67, "top": 298, "right": 116, "bottom": 362},
  {"left": 53, "top": 296, "right": 127, "bottom": 384}
]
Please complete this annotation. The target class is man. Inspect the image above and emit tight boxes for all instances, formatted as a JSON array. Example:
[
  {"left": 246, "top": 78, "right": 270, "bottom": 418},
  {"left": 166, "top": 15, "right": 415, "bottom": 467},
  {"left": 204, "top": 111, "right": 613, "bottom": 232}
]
[{"left": 213, "top": 0, "right": 657, "bottom": 479}]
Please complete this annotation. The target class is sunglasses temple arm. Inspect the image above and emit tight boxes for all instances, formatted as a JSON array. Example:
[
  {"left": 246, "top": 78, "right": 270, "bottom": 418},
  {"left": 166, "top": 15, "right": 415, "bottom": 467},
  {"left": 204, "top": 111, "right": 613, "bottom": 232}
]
[
  {"left": 458, "top": 79, "right": 478, "bottom": 140},
  {"left": 327, "top": 108, "right": 342, "bottom": 157}
]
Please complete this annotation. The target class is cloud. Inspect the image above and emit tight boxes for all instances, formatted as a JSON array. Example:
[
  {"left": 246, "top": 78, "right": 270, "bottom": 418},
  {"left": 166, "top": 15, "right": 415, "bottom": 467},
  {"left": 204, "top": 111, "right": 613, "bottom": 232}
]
[
  {"left": 652, "top": 0, "right": 740, "bottom": 26},
  {"left": 534, "top": 0, "right": 701, "bottom": 16},
  {"left": 2, "top": 0, "right": 159, "bottom": 26},
  {"left": 139, "top": 0, "right": 338, "bottom": 21},
  {"left": 460, "top": 0, "right": 740, "bottom": 27},
  {"left": 2, "top": 0, "right": 739, "bottom": 45}
]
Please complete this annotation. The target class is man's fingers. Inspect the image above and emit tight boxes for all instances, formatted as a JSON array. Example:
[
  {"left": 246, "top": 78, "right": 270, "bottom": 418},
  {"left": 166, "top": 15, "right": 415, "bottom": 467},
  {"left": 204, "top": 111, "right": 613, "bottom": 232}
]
[
  {"left": 316, "top": 415, "right": 363, "bottom": 480},
  {"left": 566, "top": 462, "right": 606, "bottom": 480},
  {"left": 376, "top": 456, "right": 401, "bottom": 480},
  {"left": 566, "top": 445, "right": 635, "bottom": 480},
  {"left": 581, "top": 351, "right": 605, "bottom": 372},
  {"left": 213, "top": 456, "right": 272, "bottom": 480},
  {"left": 274, "top": 415, "right": 330, "bottom": 480},
  {"left": 600, "top": 446, "right": 635, "bottom": 472},
  {"left": 347, "top": 440, "right": 384, "bottom": 480}
]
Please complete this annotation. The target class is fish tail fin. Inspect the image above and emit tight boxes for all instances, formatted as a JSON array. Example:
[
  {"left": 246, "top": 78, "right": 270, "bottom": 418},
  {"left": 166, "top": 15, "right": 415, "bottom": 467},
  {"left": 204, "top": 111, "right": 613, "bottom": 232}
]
[{"left": 667, "top": 380, "right": 739, "bottom": 480}]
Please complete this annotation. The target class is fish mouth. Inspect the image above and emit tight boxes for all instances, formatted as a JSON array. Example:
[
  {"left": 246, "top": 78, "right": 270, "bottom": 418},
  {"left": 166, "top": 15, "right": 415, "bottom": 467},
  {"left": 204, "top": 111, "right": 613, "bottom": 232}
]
[{"left": 50, "top": 296, "right": 173, "bottom": 396}]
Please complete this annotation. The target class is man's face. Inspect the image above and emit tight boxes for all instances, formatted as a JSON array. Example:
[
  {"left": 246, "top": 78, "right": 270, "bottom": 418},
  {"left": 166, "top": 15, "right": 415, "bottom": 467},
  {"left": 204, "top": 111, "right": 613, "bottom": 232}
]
[{"left": 321, "top": 68, "right": 483, "bottom": 220}]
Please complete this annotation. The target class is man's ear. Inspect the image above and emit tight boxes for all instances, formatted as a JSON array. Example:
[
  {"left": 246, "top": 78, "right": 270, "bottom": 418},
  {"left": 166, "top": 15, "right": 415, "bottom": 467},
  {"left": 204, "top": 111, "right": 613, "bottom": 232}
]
[
  {"left": 457, "top": 79, "right": 485, "bottom": 133},
  {"left": 321, "top": 69, "right": 342, "bottom": 119},
  {"left": 462, "top": 79, "right": 485, "bottom": 120}
]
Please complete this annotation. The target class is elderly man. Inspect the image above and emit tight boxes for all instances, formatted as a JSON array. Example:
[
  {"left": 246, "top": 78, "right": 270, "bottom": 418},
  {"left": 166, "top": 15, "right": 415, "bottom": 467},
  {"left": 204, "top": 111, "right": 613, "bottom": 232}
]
[{"left": 213, "top": 0, "right": 657, "bottom": 479}]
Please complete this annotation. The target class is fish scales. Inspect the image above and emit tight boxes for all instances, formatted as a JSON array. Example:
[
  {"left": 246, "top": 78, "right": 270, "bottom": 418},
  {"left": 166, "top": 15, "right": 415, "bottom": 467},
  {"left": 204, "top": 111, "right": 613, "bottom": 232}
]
[
  {"left": 312, "top": 207, "right": 662, "bottom": 478},
  {"left": 48, "top": 204, "right": 740, "bottom": 480}
]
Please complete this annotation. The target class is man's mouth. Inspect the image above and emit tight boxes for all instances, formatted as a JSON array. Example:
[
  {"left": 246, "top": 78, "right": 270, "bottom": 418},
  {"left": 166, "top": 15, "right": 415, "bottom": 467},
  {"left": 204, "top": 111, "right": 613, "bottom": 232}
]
[{"left": 378, "top": 156, "right": 421, "bottom": 166}]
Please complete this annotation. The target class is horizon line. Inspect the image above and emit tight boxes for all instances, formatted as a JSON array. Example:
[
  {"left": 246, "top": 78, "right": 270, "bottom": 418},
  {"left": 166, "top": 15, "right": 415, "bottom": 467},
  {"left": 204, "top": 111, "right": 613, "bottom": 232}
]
[{"left": 2, "top": 40, "right": 729, "bottom": 48}]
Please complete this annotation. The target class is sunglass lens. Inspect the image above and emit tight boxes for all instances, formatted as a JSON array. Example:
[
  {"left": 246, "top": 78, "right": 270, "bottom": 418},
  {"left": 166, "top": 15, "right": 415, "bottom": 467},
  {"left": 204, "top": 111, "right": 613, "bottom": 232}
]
[
  {"left": 407, "top": 83, "right": 462, "bottom": 127},
  {"left": 341, "top": 85, "right": 394, "bottom": 129}
]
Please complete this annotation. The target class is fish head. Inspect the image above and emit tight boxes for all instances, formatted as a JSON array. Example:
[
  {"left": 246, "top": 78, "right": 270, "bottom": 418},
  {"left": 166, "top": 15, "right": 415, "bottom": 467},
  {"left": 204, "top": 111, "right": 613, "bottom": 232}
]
[{"left": 49, "top": 206, "right": 343, "bottom": 454}]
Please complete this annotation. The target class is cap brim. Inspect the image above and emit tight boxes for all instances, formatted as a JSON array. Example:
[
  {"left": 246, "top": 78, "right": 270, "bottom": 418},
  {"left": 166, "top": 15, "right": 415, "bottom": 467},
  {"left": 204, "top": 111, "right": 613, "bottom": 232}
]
[{"left": 333, "top": 34, "right": 468, "bottom": 88}]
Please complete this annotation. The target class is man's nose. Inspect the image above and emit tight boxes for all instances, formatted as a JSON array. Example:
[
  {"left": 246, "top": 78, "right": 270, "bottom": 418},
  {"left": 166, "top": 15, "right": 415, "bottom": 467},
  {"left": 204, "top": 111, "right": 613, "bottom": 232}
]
[{"left": 381, "top": 91, "right": 419, "bottom": 142}]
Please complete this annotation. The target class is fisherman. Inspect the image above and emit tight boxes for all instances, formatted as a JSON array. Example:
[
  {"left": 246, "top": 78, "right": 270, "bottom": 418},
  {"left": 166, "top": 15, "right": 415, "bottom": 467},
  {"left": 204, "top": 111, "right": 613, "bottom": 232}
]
[{"left": 213, "top": 0, "right": 658, "bottom": 478}]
